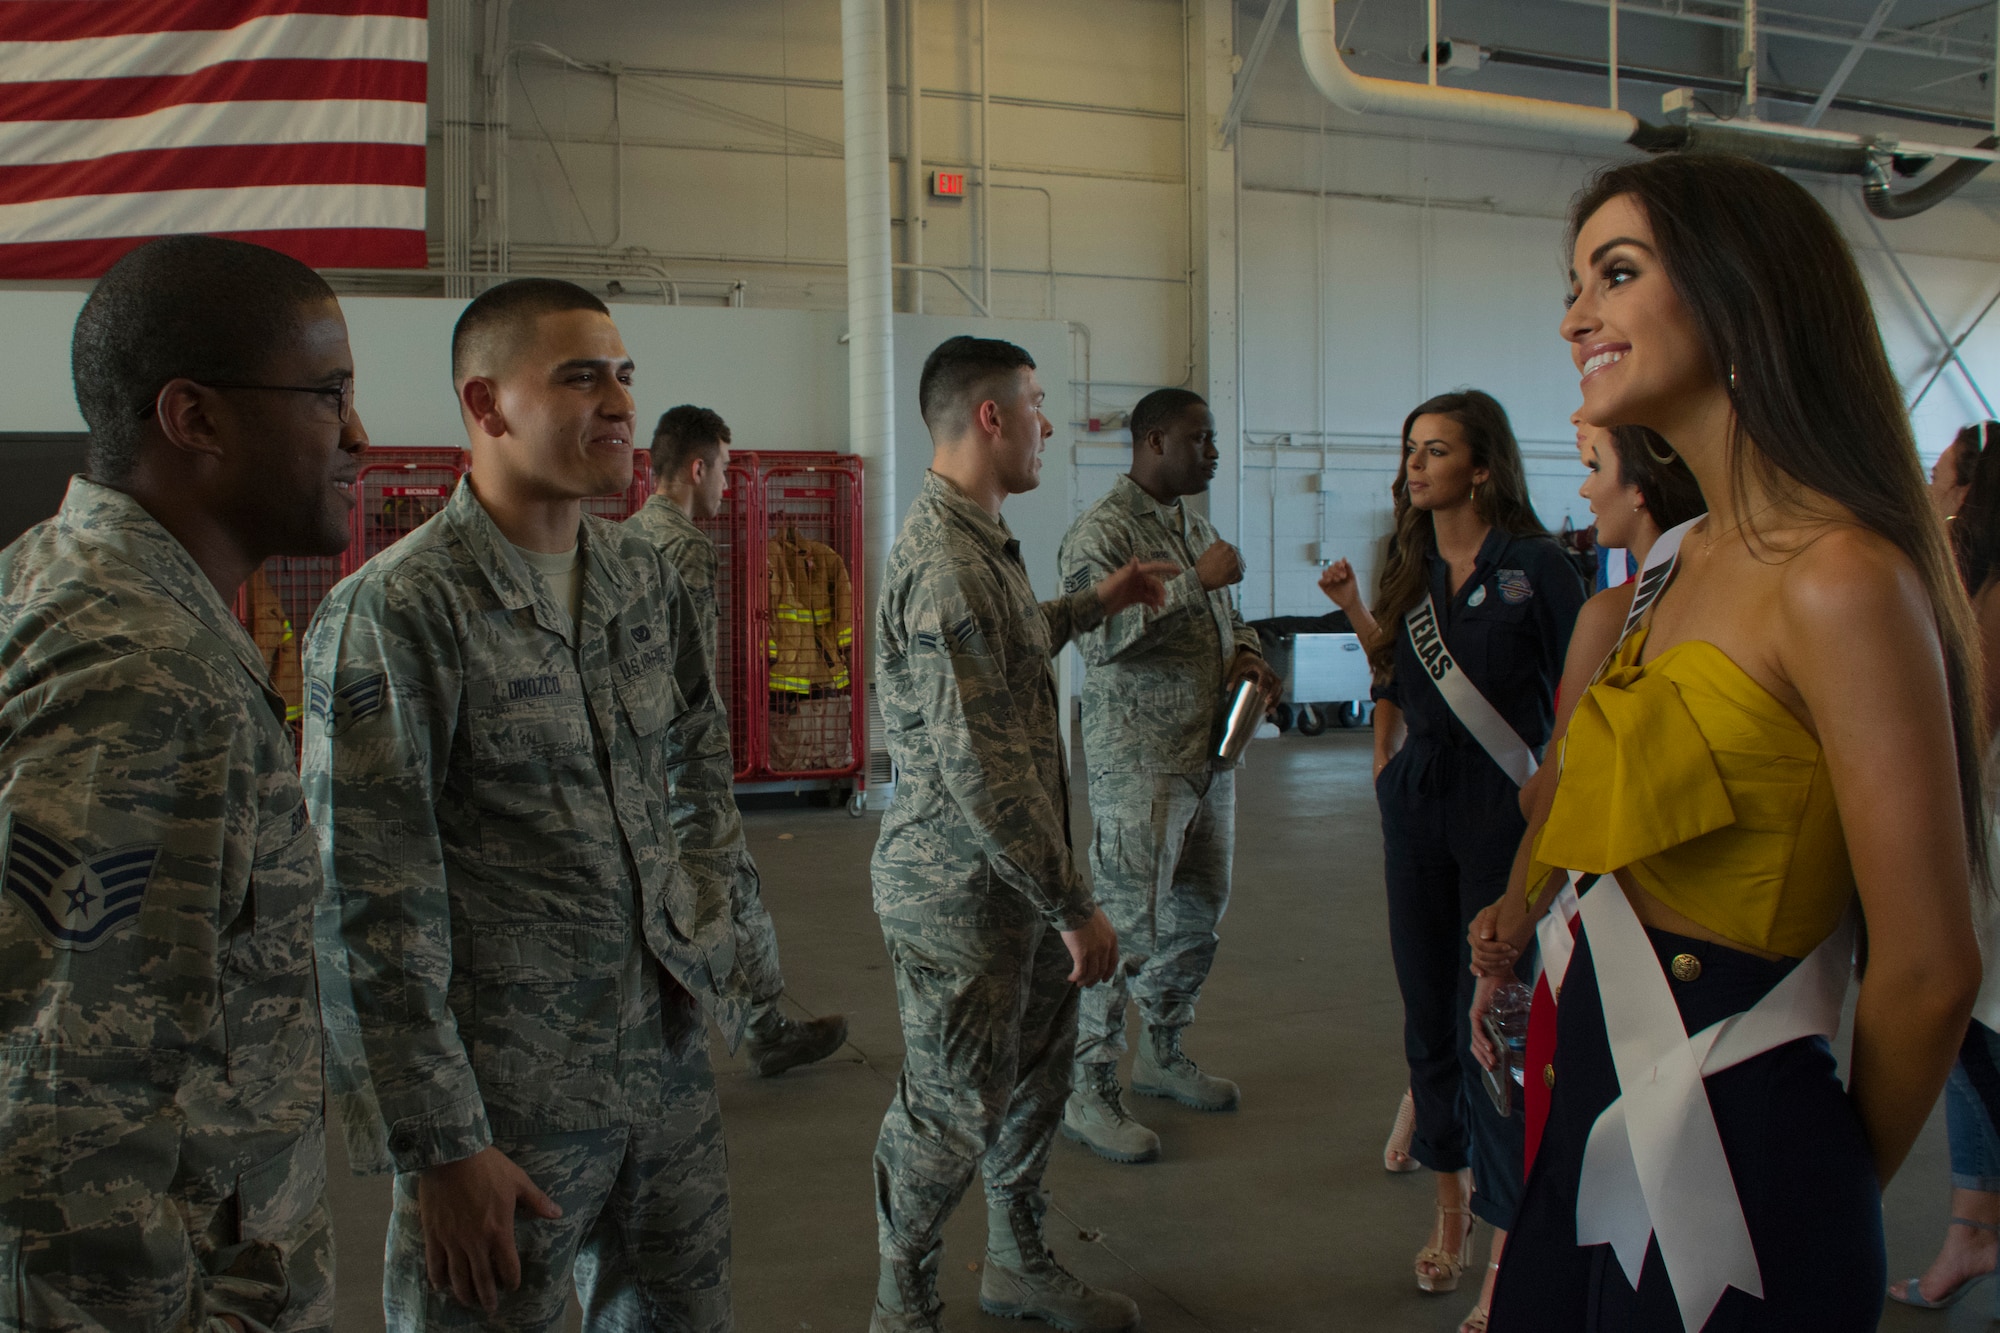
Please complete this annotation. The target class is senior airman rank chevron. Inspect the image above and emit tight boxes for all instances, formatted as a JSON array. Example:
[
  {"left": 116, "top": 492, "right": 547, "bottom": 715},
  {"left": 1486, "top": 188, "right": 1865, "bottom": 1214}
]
[{"left": 2, "top": 814, "right": 158, "bottom": 951}]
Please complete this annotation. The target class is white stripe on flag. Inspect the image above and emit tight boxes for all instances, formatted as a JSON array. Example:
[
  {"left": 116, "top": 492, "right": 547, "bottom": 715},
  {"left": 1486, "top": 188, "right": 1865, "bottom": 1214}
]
[
  {"left": 0, "top": 183, "right": 425, "bottom": 243},
  {"left": 0, "top": 14, "right": 426, "bottom": 83},
  {"left": 0, "top": 99, "right": 426, "bottom": 167}
]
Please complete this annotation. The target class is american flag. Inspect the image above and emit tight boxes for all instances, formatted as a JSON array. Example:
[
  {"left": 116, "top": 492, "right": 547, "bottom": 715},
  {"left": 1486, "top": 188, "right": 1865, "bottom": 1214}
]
[{"left": 0, "top": 0, "right": 428, "bottom": 279}]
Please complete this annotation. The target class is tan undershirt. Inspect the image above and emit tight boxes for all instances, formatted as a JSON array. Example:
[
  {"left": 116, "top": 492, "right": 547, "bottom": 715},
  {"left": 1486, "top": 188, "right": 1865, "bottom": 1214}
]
[{"left": 514, "top": 542, "right": 583, "bottom": 634}]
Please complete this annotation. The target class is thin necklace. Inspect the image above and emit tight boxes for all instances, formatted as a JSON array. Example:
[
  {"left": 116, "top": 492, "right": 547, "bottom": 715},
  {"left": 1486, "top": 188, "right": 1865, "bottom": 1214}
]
[{"left": 1699, "top": 498, "right": 1784, "bottom": 553}]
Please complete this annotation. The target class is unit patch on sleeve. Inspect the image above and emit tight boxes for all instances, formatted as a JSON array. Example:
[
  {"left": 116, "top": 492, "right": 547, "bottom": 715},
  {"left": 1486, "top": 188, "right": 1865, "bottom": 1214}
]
[{"left": 1, "top": 815, "right": 157, "bottom": 951}]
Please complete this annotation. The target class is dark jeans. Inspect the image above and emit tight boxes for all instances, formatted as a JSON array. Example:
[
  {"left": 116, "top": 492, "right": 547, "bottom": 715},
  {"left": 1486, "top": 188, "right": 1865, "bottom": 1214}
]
[{"left": 1377, "top": 739, "right": 1528, "bottom": 1231}]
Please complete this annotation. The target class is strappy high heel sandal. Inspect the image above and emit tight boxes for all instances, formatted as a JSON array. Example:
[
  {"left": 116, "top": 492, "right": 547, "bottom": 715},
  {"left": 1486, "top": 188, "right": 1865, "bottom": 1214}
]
[
  {"left": 1886, "top": 1217, "right": 2000, "bottom": 1308},
  {"left": 1459, "top": 1262, "right": 1500, "bottom": 1332},
  {"left": 1383, "top": 1089, "right": 1421, "bottom": 1173},
  {"left": 1416, "top": 1205, "right": 1474, "bottom": 1294}
]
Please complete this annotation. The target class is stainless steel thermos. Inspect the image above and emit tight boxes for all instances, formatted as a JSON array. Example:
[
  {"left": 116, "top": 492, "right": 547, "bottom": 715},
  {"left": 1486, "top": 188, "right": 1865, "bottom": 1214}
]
[{"left": 1216, "top": 677, "right": 1270, "bottom": 763}]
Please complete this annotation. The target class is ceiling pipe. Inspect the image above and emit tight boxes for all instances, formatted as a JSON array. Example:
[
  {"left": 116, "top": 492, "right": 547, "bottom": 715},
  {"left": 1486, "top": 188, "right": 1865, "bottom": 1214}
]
[
  {"left": 1296, "top": 0, "right": 1642, "bottom": 144},
  {"left": 1293, "top": 0, "right": 1996, "bottom": 217},
  {"left": 840, "top": 0, "right": 896, "bottom": 648}
]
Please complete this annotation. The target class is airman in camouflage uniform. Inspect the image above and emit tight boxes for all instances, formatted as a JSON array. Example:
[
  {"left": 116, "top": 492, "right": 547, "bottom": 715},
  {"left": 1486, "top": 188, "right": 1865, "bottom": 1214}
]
[
  {"left": 1056, "top": 389, "right": 1280, "bottom": 1164},
  {"left": 1, "top": 235, "right": 365, "bottom": 1332},
  {"left": 626, "top": 405, "right": 847, "bottom": 1077},
  {"left": 306, "top": 280, "right": 742, "bottom": 1332},
  {"left": 0, "top": 481, "right": 337, "bottom": 1333},
  {"left": 870, "top": 337, "right": 1171, "bottom": 1333}
]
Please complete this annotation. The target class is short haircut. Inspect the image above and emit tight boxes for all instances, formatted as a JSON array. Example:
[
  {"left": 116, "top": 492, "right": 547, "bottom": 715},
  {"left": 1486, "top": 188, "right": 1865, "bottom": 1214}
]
[
  {"left": 651, "top": 404, "right": 731, "bottom": 481},
  {"left": 1129, "top": 388, "right": 1207, "bottom": 448},
  {"left": 71, "top": 235, "right": 337, "bottom": 485},
  {"left": 917, "top": 335, "right": 1035, "bottom": 438},
  {"left": 451, "top": 277, "right": 608, "bottom": 382}
]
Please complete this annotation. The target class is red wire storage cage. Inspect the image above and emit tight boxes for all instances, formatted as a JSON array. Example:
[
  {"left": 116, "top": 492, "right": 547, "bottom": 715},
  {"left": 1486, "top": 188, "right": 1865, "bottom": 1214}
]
[
  {"left": 694, "top": 458, "right": 763, "bottom": 780},
  {"left": 747, "top": 451, "right": 866, "bottom": 788},
  {"left": 234, "top": 446, "right": 468, "bottom": 748},
  {"left": 582, "top": 451, "right": 654, "bottom": 523},
  {"left": 355, "top": 449, "right": 466, "bottom": 563},
  {"left": 232, "top": 444, "right": 864, "bottom": 802}
]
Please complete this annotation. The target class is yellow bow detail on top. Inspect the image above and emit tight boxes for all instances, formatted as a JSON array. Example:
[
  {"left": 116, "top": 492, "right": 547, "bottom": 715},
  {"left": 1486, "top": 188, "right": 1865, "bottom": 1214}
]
[{"left": 1528, "top": 653, "right": 1738, "bottom": 904}]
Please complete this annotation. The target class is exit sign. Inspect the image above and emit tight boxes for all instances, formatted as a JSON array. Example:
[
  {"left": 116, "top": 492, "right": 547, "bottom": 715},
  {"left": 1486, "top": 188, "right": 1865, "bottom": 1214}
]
[{"left": 930, "top": 170, "right": 965, "bottom": 198}]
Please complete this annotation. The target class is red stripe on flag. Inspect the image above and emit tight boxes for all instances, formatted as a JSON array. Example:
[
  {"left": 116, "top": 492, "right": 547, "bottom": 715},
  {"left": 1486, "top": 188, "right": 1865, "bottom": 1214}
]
[
  {"left": 0, "top": 59, "right": 426, "bottom": 124},
  {"left": 0, "top": 1, "right": 425, "bottom": 41},
  {"left": 0, "top": 227, "right": 426, "bottom": 278},
  {"left": 0, "top": 143, "right": 424, "bottom": 206}
]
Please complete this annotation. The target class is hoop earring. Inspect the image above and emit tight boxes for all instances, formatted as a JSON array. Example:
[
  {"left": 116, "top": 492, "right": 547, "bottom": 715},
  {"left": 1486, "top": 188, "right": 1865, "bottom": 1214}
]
[{"left": 1646, "top": 438, "right": 1677, "bottom": 465}]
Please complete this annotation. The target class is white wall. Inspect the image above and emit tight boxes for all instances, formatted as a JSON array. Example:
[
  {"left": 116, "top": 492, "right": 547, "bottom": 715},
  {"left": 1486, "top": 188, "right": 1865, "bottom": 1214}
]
[
  {"left": 0, "top": 292, "right": 853, "bottom": 452},
  {"left": 5, "top": 0, "right": 1997, "bottom": 630},
  {"left": 0, "top": 289, "right": 1072, "bottom": 600},
  {"left": 477, "top": 0, "right": 1195, "bottom": 406},
  {"left": 1223, "top": 31, "right": 2000, "bottom": 619}
]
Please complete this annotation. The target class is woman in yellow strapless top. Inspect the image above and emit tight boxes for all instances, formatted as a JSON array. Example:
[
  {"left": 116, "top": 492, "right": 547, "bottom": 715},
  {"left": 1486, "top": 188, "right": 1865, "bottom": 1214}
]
[{"left": 1474, "top": 154, "right": 1987, "bottom": 1333}]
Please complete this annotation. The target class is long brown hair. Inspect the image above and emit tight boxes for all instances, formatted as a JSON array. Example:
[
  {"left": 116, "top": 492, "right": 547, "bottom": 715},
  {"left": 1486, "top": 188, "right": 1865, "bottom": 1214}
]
[
  {"left": 1368, "top": 389, "right": 1546, "bottom": 676},
  {"left": 1949, "top": 422, "right": 2000, "bottom": 597},
  {"left": 1570, "top": 154, "right": 1989, "bottom": 895},
  {"left": 1608, "top": 426, "right": 1705, "bottom": 532}
]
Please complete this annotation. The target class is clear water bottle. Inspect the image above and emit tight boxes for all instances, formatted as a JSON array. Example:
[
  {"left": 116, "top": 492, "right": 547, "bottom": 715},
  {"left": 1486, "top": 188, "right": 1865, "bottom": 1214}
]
[{"left": 1479, "top": 980, "right": 1534, "bottom": 1115}]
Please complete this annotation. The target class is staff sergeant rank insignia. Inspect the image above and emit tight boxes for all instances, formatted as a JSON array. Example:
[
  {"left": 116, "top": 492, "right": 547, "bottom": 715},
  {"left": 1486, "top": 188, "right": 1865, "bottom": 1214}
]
[
  {"left": 310, "top": 672, "right": 388, "bottom": 736},
  {"left": 1, "top": 815, "right": 158, "bottom": 951}
]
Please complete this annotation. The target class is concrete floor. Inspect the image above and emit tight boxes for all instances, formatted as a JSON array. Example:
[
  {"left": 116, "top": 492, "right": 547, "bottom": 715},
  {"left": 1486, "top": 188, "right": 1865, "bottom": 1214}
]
[{"left": 324, "top": 728, "right": 1958, "bottom": 1331}]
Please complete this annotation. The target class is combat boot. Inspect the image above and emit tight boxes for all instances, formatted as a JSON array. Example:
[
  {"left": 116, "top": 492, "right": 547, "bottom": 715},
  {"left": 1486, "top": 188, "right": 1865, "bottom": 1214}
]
[
  {"left": 981, "top": 1194, "right": 1139, "bottom": 1332},
  {"left": 1060, "top": 1064, "right": 1160, "bottom": 1164},
  {"left": 744, "top": 1009, "right": 848, "bottom": 1077},
  {"left": 870, "top": 1245, "right": 947, "bottom": 1333},
  {"left": 1131, "top": 1025, "right": 1239, "bottom": 1112}
]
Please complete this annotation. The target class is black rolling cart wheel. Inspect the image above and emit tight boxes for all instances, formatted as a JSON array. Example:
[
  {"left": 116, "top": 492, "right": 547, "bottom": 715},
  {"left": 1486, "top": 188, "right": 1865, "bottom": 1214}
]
[
  {"left": 1272, "top": 702, "right": 1295, "bottom": 733},
  {"left": 1296, "top": 704, "right": 1327, "bottom": 737}
]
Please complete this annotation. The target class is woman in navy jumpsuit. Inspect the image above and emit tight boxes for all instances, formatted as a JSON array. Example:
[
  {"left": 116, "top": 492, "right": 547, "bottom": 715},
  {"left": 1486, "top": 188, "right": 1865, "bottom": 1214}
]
[{"left": 1362, "top": 390, "right": 1584, "bottom": 1327}]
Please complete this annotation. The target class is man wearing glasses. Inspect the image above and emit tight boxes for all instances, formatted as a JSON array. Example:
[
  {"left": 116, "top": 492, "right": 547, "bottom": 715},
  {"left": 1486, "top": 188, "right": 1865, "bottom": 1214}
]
[{"left": 0, "top": 235, "right": 367, "bottom": 1330}]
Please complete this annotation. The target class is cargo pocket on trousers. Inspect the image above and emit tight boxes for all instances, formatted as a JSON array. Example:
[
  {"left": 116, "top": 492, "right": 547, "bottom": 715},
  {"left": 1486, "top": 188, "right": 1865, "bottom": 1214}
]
[{"left": 235, "top": 1119, "right": 326, "bottom": 1246}]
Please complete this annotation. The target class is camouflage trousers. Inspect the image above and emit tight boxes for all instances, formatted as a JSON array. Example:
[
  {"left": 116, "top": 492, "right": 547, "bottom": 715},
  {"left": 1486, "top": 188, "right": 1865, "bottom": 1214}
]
[
  {"left": 872, "top": 917, "right": 1077, "bottom": 1267},
  {"left": 732, "top": 851, "right": 787, "bottom": 1036},
  {"left": 1076, "top": 768, "right": 1236, "bottom": 1067},
  {"left": 383, "top": 1058, "right": 730, "bottom": 1332},
  {"left": 0, "top": 1106, "right": 335, "bottom": 1333}
]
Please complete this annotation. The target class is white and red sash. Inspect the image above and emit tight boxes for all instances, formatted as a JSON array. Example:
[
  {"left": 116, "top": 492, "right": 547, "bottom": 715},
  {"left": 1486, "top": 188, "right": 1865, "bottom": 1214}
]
[{"left": 1532, "top": 513, "right": 1859, "bottom": 1330}]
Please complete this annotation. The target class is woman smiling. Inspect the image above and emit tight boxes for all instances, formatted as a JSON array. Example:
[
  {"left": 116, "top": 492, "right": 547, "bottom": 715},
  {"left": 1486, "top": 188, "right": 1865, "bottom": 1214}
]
[{"left": 1484, "top": 154, "right": 1985, "bottom": 1332}]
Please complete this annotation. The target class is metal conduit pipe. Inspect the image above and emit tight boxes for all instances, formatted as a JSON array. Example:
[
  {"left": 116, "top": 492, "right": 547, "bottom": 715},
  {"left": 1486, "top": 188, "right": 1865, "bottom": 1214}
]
[
  {"left": 1294, "top": 0, "right": 1997, "bottom": 217},
  {"left": 902, "top": 0, "right": 923, "bottom": 314},
  {"left": 840, "top": 0, "right": 898, "bottom": 802},
  {"left": 1865, "top": 134, "right": 1998, "bottom": 218},
  {"left": 1296, "top": 0, "right": 1640, "bottom": 143}
]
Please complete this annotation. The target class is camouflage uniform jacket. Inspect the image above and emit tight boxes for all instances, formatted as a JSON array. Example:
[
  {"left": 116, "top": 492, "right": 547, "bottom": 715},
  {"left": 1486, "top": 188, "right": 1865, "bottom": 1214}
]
[
  {"left": 626, "top": 496, "right": 720, "bottom": 670},
  {"left": 1060, "top": 474, "right": 1262, "bottom": 775},
  {"left": 304, "top": 478, "right": 746, "bottom": 1177},
  {"left": 0, "top": 478, "right": 328, "bottom": 1331},
  {"left": 873, "top": 470, "right": 1103, "bottom": 931}
]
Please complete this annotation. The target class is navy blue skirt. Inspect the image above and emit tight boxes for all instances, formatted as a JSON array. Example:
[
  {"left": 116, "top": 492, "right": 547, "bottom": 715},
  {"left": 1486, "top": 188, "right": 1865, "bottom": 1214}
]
[{"left": 1489, "top": 924, "right": 1883, "bottom": 1332}]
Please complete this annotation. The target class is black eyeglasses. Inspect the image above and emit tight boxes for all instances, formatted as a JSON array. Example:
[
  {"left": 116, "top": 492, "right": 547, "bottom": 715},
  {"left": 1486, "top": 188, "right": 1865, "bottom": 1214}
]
[{"left": 137, "top": 377, "right": 355, "bottom": 423}]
